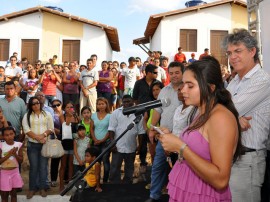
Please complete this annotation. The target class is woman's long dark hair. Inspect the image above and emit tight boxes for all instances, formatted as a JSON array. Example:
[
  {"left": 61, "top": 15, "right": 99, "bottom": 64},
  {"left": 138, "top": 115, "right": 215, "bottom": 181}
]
[
  {"left": 186, "top": 56, "right": 242, "bottom": 162},
  {"left": 27, "top": 96, "right": 47, "bottom": 127}
]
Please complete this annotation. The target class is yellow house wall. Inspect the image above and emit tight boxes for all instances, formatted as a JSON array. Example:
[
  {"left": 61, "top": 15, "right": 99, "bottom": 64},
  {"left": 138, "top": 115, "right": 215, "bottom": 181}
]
[
  {"left": 42, "top": 12, "right": 83, "bottom": 62},
  {"left": 231, "top": 4, "right": 248, "bottom": 29}
]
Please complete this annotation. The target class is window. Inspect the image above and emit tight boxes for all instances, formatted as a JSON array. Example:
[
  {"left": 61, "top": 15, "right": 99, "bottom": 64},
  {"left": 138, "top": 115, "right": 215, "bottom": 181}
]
[
  {"left": 0, "top": 39, "right": 10, "bottom": 61},
  {"left": 180, "top": 29, "right": 197, "bottom": 52},
  {"left": 62, "top": 40, "right": 80, "bottom": 63}
]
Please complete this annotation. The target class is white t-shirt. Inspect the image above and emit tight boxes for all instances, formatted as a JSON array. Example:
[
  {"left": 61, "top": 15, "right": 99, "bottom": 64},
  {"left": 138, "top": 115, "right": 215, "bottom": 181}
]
[
  {"left": 121, "top": 67, "right": 140, "bottom": 89},
  {"left": 5, "top": 66, "right": 23, "bottom": 77},
  {"left": 79, "top": 68, "right": 99, "bottom": 92},
  {"left": 156, "top": 66, "right": 167, "bottom": 82}
]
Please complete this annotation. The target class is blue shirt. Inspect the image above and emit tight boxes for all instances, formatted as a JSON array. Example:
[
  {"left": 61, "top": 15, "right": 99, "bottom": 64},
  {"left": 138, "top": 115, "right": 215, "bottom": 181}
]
[{"left": 91, "top": 113, "right": 111, "bottom": 140}]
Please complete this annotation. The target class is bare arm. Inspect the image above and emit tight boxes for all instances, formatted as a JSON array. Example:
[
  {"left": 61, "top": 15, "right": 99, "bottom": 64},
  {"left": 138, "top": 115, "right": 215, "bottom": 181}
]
[{"left": 159, "top": 107, "right": 238, "bottom": 190}]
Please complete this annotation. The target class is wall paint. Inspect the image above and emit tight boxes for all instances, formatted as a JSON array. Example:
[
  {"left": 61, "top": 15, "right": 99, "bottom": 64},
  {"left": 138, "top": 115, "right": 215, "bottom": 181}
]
[
  {"left": 42, "top": 12, "right": 83, "bottom": 62},
  {"left": 0, "top": 12, "right": 43, "bottom": 65}
]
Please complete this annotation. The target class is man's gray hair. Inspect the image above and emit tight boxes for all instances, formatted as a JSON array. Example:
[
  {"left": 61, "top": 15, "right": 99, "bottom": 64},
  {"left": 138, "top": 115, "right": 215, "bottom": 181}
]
[{"left": 223, "top": 28, "right": 259, "bottom": 62}]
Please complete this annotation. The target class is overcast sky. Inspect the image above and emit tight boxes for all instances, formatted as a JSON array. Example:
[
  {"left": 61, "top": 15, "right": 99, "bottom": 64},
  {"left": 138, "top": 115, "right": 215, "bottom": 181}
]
[{"left": 0, "top": 0, "right": 216, "bottom": 63}]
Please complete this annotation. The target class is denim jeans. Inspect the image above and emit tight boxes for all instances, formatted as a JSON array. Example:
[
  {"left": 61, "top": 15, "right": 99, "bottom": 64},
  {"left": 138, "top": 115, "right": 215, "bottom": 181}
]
[
  {"left": 150, "top": 141, "right": 169, "bottom": 200},
  {"left": 27, "top": 141, "right": 48, "bottom": 191}
]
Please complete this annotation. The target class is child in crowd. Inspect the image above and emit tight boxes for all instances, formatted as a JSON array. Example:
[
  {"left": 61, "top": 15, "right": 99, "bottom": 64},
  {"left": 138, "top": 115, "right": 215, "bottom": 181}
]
[
  {"left": 24, "top": 68, "right": 39, "bottom": 103},
  {"left": 0, "top": 126, "right": 24, "bottom": 202},
  {"left": 73, "top": 125, "right": 90, "bottom": 174},
  {"left": 84, "top": 147, "right": 102, "bottom": 192},
  {"left": 80, "top": 106, "right": 92, "bottom": 144}
]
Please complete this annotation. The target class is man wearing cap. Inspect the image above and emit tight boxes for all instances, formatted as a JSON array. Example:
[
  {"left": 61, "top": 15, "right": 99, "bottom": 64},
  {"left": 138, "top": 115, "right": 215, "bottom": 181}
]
[
  {"left": 199, "top": 48, "right": 210, "bottom": 60},
  {"left": 121, "top": 57, "right": 140, "bottom": 96},
  {"left": 188, "top": 53, "right": 196, "bottom": 64}
]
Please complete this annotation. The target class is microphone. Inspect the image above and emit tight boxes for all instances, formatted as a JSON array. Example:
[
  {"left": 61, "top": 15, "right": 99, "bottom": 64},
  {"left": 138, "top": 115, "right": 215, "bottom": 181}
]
[{"left": 122, "top": 98, "right": 171, "bottom": 116}]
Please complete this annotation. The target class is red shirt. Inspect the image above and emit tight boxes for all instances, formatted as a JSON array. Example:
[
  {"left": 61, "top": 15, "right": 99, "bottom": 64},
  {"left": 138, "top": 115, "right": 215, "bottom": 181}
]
[
  {"left": 42, "top": 73, "right": 57, "bottom": 96},
  {"left": 174, "top": 53, "right": 186, "bottom": 63},
  {"left": 199, "top": 53, "right": 209, "bottom": 60}
]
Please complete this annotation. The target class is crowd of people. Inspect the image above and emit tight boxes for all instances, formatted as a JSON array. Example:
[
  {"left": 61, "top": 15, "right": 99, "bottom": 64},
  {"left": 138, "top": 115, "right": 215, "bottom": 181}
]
[{"left": 0, "top": 28, "right": 270, "bottom": 202}]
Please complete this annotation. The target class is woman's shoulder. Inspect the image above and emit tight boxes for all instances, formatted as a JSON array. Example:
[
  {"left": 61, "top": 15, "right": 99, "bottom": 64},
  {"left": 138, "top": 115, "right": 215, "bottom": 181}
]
[{"left": 208, "top": 104, "right": 237, "bottom": 131}]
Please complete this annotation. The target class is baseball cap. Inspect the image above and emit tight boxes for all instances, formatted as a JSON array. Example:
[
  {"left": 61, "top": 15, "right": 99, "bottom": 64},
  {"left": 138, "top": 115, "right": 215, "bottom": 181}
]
[{"left": 191, "top": 53, "right": 195, "bottom": 56}]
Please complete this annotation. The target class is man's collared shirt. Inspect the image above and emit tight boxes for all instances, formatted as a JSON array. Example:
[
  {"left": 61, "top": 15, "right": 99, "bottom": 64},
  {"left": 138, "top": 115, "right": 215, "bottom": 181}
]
[
  {"left": 227, "top": 64, "right": 270, "bottom": 150},
  {"left": 108, "top": 107, "right": 145, "bottom": 153}
]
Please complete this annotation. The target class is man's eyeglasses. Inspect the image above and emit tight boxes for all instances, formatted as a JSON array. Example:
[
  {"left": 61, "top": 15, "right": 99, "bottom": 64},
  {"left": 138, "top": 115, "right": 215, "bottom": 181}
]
[
  {"left": 32, "top": 102, "right": 40, "bottom": 106},
  {"left": 36, "top": 95, "right": 45, "bottom": 97},
  {"left": 226, "top": 48, "right": 248, "bottom": 57},
  {"left": 152, "top": 72, "right": 158, "bottom": 75},
  {"left": 52, "top": 104, "right": 61, "bottom": 108}
]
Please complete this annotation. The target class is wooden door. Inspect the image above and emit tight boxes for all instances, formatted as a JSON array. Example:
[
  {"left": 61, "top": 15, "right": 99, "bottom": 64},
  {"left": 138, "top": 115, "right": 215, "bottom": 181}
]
[
  {"left": 0, "top": 39, "right": 10, "bottom": 61},
  {"left": 210, "top": 30, "right": 228, "bottom": 66},
  {"left": 21, "top": 39, "right": 39, "bottom": 64},
  {"left": 62, "top": 40, "right": 80, "bottom": 63}
]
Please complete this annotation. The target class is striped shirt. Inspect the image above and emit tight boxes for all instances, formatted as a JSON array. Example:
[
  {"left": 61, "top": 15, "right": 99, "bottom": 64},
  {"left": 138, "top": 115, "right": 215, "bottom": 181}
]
[
  {"left": 227, "top": 64, "right": 270, "bottom": 149},
  {"left": 155, "top": 83, "right": 181, "bottom": 131},
  {"left": 22, "top": 111, "right": 54, "bottom": 143}
]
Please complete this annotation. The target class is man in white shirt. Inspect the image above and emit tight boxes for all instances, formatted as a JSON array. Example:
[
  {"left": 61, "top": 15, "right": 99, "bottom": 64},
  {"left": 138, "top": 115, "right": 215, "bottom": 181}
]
[
  {"left": 108, "top": 95, "right": 145, "bottom": 184},
  {"left": 5, "top": 56, "right": 22, "bottom": 81},
  {"left": 79, "top": 58, "right": 99, "bottom": 113},
  {"left": 153, "top": 58, "right": 166, "bottom": 85},
  {"left": 121, "top": 57, "right": 140, "bottom": 96},
  {"left": 225, "top": 29, "right": 270, "bottom": 202}
]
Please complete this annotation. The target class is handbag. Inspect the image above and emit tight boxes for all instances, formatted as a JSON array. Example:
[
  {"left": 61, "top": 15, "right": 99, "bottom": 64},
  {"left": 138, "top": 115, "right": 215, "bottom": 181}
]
[{"left": 41, "top": 132, "right": 65, "bottom": 158}]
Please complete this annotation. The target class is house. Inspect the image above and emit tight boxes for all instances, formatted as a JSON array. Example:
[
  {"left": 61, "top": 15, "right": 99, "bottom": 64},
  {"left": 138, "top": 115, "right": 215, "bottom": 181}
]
[
  {"left": 133, "top": 0, "right": 247, "bottom": 66},
  {"left": 0, "top": 6, "right": 120, "bottom": 65}
]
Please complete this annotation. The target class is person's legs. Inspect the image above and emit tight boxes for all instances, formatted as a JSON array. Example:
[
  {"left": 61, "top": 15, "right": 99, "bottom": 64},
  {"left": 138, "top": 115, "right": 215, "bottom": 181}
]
[
  {"left": 87, "top": 92, "right": 97, "bottom": 113},
  {"left": 230, "top": 150, "right": 266, "bottom": 202},
  {"left": 27, "top": 142, "right": 40, "bottom": 191},
  {"left": 123, "top": 152, "right": 136, "bottom": 184},
  {"left": 59, "top": 154, "right": 68, "bottom": 191},
  {"left": 109, "top": 151, "right": 123, "bottom": 183},
  {"left": 261, "top": 150, "right": 270, "bottom": 202},
  {"left": 101, "top": 144, "right": 111, "bottom": 183},
  {"left": 50, "top": 157, "right": 61, "bottom": 182},
  {"left": 79, "top": 92, "right": 87, "bottom": 115},
  {"left": 38, "top": 149, "right": 49, "bottom": 190},
  {"left": 10, "top": 188, "right": 17, "bottom": 202},
  {"left": 68, "top": 154, "right": 74, "bottom": 181},
  {"left": 0, "top": 191, "right": 9, "bottom": 202},
  {"left": 149, "top": 141, "right": 168, "bottom": 200},
  {"left": 139, "top": 133, "right": 148, "bottom": 167}
]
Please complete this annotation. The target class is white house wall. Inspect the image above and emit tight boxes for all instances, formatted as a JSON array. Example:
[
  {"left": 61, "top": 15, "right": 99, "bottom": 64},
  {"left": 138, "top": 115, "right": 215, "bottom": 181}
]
[
  {"left": 150, "top": 21, "right": 162, "bottom": 52},
  {"left": 151, "top": 4, "right": 233, "bottom": 61},
  {"left": 82, "top": 24, "right": 112, "bottom": 65},
  {"left": 0, "top": 12, "right": 43, "bottom": 64}
]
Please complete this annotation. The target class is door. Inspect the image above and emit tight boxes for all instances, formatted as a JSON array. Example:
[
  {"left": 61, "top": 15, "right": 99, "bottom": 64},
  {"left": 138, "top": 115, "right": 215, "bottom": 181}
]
[
  {"left": 62, "top": 40, "right": 80, "bottom": 63},
  {"left": 0, "top": 39, "right": 10, "bottom": 61},
  {"left": 210, "top": 30, "right": 228, "bottom": 66},
  {"left": 21, "top": 39, "right": 39, "bottom": 64}
]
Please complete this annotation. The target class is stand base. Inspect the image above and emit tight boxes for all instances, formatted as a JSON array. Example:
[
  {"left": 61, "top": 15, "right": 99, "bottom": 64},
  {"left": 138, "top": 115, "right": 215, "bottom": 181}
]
[{"left": 71, "top": 182, "right": 169, "bottom": 202}]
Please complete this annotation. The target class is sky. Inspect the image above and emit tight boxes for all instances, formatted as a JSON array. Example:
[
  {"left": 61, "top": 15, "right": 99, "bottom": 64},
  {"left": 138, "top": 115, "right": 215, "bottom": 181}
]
[{"left": 0, "top": 0, "right": 216, "bottom": 63}]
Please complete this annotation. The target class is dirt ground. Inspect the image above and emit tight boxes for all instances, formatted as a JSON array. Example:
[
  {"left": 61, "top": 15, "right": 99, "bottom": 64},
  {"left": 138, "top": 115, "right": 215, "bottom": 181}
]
[{"left": 19, "top": 139, "right": 152, "bottom": 197}]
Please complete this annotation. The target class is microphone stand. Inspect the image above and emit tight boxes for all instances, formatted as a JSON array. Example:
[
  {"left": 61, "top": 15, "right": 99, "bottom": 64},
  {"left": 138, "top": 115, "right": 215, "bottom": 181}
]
[{"left": 60, "top": 109, "right": 145, "bottom": 202}]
